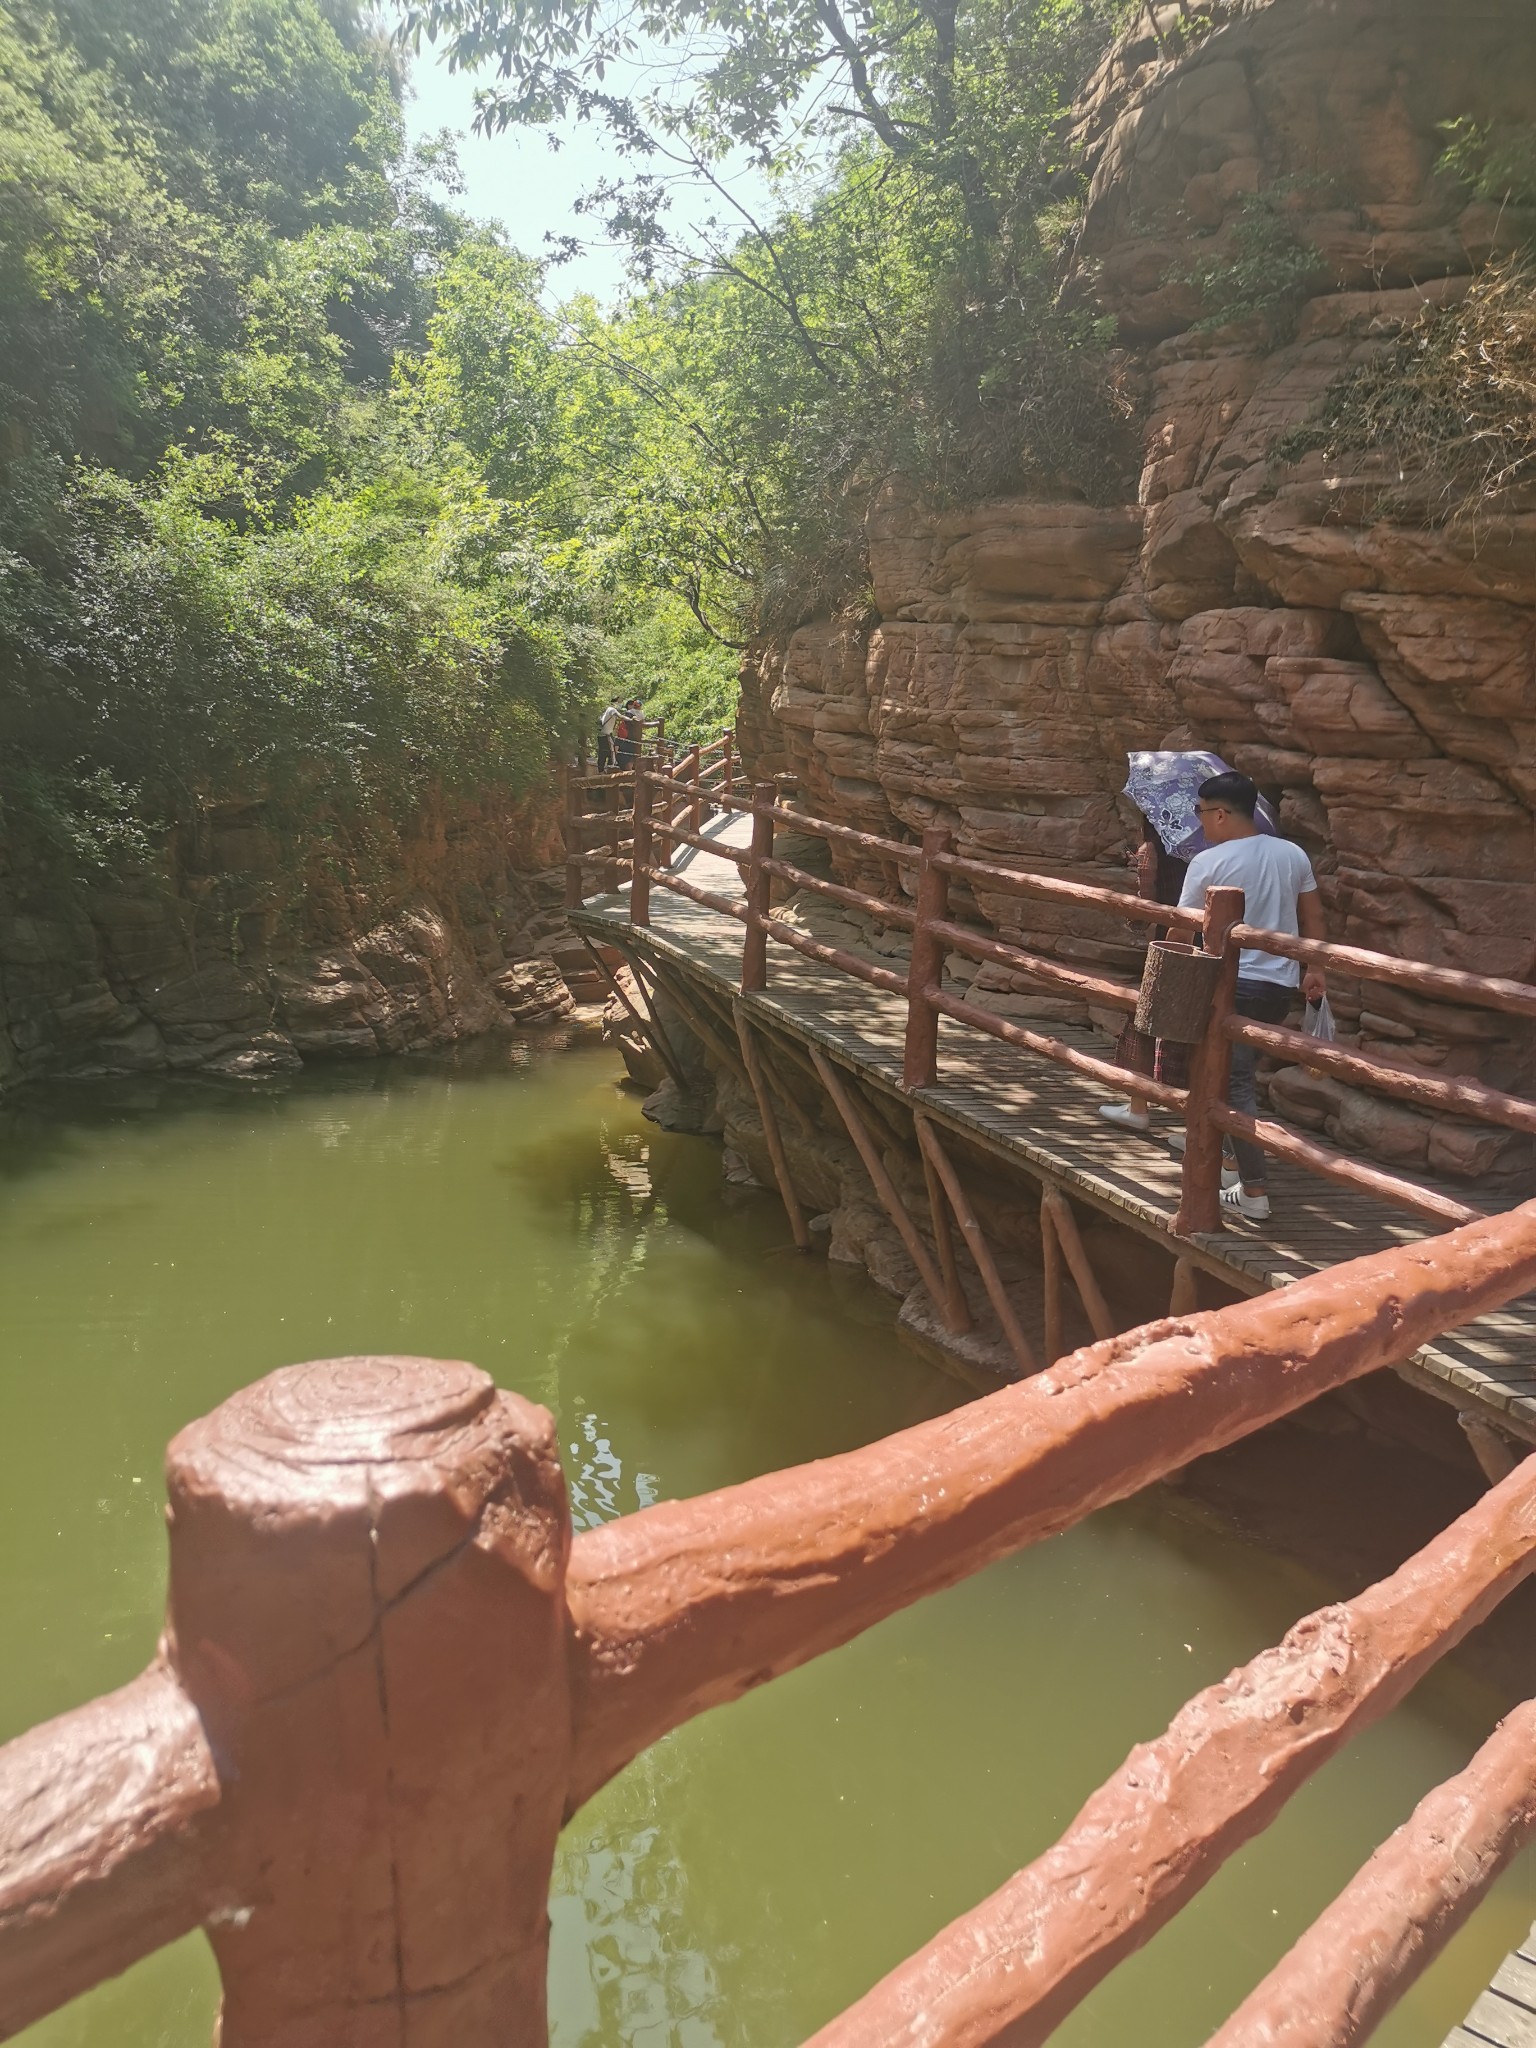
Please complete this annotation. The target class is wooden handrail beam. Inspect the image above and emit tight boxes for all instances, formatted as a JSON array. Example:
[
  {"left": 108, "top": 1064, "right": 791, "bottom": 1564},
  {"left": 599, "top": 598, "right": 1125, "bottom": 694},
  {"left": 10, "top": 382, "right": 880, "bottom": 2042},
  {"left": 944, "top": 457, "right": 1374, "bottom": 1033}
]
[
  {"left": 928, "top": 919, "right": 1139, "bottom": 1012},
  {"left": 1229, "top": 1016, "right": 1536, "bottom": 1137},
  {"left": 762, "top": 859, "right": 917, "bottom": 930},
  {"left": 0, "top": 1668, "right": 219, "bottom": 2037},
  {"left": 770, "top": 805, "right": 913, "bottom": 863},
  {"left": 641, "top": 865, "right": 747, "bottom": 923},
  {"left": 763, "top": 919, "right": 909, "bottom": 997},
  {"left": 562, "top": 1197, "right": 1536, "bottom": 1810},
  {"left": 1205, "top": 1695, "right": 1536, "bottom": 2048},
  {"left": 929, "top": 985, "right": 1189, "bottom": 1115},
  {"left": 656, "top": 817, "right": 742, "bottom": 863},
  {"left": 1228, "top": 923, "right": 1536, "bottom": 1022},
  {"left": 1209, "top": 1105, "right": 1482, "bottom": 1229},
  {"left": 936, "top": 850, "right": 1206, "bottom": 936},
  {"left": 808, "top": 1456, "right": 1536, "bottom": 2048}
]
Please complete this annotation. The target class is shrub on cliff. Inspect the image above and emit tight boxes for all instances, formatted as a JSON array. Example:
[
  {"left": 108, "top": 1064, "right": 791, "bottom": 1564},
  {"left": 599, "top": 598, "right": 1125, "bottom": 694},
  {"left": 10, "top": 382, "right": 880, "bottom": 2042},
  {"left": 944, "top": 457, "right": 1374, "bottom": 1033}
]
[{"left": 1273, "top": 260, "right": 1536, "bottom": 525}]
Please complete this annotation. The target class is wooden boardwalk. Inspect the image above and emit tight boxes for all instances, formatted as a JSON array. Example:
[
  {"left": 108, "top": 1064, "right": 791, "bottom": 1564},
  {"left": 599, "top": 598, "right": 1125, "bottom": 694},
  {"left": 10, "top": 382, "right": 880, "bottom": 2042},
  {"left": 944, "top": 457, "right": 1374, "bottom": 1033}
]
[
  {"left": 574, "top": 811, "right": 1536, "bottom": 1444},
  {"left": 1446, "top": 1925, "right": 1536, "bottom": 2048}
]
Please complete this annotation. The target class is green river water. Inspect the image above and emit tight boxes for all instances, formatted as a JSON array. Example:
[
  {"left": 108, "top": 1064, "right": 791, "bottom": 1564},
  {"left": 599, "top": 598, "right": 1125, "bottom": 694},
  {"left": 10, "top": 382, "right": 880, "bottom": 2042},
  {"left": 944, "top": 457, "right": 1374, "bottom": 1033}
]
[{"left": 1, "top": 1036, "right": 1530, "bottom": 2046}]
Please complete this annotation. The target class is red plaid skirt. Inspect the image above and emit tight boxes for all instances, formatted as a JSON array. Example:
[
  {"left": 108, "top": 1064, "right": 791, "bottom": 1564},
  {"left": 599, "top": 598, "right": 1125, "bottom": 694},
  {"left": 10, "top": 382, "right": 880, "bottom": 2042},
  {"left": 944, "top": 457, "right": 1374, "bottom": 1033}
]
[{"left": 1113, "top": 1022, "right": 1189, "bottom": 1091}]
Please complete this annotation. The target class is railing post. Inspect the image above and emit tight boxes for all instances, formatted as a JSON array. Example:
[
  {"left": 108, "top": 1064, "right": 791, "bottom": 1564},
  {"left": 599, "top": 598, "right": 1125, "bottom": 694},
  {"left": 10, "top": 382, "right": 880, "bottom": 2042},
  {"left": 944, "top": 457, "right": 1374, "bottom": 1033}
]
[
  {"left": 1174, "top": 885, "right": 1245, "bottom": 1236},
  {"left": 904, "top": 827, "right": 953, "bottom": 1090},
  {"left": 563, "top": 765, "right": 584, "bottom": 909},
  {"left": 603, "top": 780, "right": 621, "bottom": 894},
  {"left": 631, "top": 765, "right": 652, "bottom": 927},
  {"left": 742, "top": 780, "right": 776, "bottom": 992},
  {"left": 688, "top": 743, "right": 703, "bottom": 836},
  {"left": 722, "top": 729, "right": 734, "bottom": 797},
  {"left": 165, "top": 1356, "right": 572, "bottom": 2047}
]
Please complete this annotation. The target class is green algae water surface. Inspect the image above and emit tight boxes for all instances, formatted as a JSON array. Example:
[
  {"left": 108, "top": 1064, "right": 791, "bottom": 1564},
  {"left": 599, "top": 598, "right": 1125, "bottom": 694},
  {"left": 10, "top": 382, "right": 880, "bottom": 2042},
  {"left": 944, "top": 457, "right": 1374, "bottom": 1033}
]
[{"left": 1, "top": 1038, "right": 1529, "bottom": 2047}]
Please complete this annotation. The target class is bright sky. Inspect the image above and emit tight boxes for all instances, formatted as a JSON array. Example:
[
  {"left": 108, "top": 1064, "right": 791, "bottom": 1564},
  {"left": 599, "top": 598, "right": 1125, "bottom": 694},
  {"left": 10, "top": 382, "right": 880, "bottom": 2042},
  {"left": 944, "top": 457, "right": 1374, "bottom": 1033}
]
[{"left": 400, "top": 31, "right": 791, "bottom": 308}]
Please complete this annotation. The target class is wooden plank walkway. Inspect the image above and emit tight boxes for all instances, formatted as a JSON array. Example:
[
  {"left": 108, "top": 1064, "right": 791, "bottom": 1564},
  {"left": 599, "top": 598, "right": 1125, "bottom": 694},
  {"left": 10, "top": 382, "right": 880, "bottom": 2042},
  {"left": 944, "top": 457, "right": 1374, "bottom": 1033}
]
[
  {"left": 574, "top": 811, "right": 1536, "bottom": 1442},
  {"left": 1446, "top": 1926, "right": 1536, "bottom": 2048}
]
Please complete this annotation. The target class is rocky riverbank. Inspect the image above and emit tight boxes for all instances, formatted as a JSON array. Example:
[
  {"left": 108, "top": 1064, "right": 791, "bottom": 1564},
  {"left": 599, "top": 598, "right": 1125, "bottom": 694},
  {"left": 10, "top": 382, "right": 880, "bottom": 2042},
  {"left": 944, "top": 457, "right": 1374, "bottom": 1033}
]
[{"left": 0, "top": 783, "right": 603, "bottom": 1090}]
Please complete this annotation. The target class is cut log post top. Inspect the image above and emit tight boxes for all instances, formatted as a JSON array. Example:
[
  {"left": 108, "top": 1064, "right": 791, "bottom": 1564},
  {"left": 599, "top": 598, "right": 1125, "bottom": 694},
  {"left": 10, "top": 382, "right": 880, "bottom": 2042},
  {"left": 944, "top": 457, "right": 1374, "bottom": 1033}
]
[{"left": 0, "top": 1356, "right": 574, "bottom": 2048}]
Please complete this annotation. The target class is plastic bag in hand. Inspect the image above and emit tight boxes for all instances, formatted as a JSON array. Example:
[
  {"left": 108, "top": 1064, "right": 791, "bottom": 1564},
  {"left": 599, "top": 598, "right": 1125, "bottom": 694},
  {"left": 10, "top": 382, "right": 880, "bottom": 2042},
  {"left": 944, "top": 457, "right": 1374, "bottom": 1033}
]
[{"left": 1302, "top": 996, "right": 1336, "bottom": 1044}]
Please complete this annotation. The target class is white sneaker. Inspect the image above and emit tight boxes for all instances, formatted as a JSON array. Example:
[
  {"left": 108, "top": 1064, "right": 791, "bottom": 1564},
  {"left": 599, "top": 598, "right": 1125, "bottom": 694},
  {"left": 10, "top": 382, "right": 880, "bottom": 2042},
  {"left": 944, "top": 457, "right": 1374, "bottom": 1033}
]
[
  {"left": 1221, "top": 1183, "right": 1271, "bottom": 1223},
  {"left": 1099, "top": 1102, "right": 1150, "bottom": 1131},
  {"left": 1167, "top": 1131, "right": 1241, "bottom": 1188}
]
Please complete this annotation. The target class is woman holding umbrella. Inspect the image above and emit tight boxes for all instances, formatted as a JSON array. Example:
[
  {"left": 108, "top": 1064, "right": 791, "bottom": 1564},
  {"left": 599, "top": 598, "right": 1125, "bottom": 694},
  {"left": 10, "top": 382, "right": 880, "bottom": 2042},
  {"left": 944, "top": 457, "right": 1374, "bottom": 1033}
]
[
  {"left": 1098, "top": 810, "right": 1190, "bottom": 1133},
  {"left": 1098, "top": 752, "right": 1279, "bottom": 1142}
]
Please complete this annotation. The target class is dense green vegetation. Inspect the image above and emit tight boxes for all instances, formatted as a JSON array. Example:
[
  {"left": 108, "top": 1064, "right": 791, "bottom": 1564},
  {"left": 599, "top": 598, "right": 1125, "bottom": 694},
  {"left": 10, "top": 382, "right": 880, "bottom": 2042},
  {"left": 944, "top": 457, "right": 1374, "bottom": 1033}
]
[
  {"left": 413, "top": 0, "right": 1142, "bottom": 640},
  {"left": 0, "top": 0, "right": 736, "bottom": 874},
  {"left": 1, "top": 0, "right": 1151, "bottom": 878}
]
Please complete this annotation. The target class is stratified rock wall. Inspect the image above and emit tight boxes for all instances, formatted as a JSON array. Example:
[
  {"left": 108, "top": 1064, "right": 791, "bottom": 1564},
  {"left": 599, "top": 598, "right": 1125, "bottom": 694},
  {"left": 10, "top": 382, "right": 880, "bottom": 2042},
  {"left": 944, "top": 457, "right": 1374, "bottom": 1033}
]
[
  {"left": 0, "top": 787, "right": 582, "bottom": 1090},
  {"left": 748, "top": 0, "right": 1536, "bottom": 1179}
]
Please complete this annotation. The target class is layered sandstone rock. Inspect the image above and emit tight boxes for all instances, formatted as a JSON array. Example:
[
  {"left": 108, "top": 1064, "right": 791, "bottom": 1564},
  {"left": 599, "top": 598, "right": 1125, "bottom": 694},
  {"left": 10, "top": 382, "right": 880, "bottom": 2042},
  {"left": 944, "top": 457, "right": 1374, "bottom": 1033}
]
[
  {"left": 0, "top": 788, "right": 581, "bottom": 1089},
  {"left": 749, "top": 0, "right": 1536, "bottom": 1180}
]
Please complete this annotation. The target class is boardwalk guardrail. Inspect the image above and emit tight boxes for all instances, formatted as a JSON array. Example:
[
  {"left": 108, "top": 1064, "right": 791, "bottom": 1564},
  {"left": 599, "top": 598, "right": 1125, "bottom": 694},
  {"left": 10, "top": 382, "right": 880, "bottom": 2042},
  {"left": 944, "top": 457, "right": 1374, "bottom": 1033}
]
[
  {"left": 564, "top": 727, "right": 744, "bottom": 908},
  {"left": 616, "top": 765, "right": 1535, "bottom": 1244},
  {"left": 3, "top": 1209, "right": 1535, "bottom": 2043}
]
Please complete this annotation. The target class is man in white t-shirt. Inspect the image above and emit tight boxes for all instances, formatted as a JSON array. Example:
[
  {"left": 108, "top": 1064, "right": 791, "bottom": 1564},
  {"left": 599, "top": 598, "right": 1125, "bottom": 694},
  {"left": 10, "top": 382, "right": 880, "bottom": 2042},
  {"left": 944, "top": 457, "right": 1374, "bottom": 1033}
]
[
  {"left": 1176, "top": 771, "right": 1326, "bottom": 1224},
  {"left": 597, "top": 701, "right": 624, "bottom": 772}
]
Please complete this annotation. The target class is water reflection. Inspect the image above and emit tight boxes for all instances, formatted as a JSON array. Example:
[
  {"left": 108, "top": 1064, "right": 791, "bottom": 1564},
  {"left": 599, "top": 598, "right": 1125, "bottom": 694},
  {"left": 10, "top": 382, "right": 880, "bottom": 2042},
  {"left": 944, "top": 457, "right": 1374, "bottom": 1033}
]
[{"left": 0, "top": 1038, "right": 1529, "bottom": 2048}]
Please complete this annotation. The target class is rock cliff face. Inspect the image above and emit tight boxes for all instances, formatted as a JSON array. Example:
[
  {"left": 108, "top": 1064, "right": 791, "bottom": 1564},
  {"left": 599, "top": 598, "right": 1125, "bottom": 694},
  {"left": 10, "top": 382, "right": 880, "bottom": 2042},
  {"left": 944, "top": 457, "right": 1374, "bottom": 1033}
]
[
  {"left": 0, "top": 787, "right": 588, "bottom": 1091},
  {"left": 747, "top": 0, "right": 1536, "bottom": 1180}
]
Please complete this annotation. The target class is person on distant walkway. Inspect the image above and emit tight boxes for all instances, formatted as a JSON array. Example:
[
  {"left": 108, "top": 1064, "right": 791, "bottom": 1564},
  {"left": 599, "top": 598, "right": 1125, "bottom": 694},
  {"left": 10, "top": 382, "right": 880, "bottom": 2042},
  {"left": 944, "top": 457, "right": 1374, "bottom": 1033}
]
[
  {"left": 615, "top": 697, "right": 643, "bottom": 771},
  {"left": 1175, "top": 770, "right": 1326, "bottom": 1225},
  {"left": 1099, "top": 815, "right": 1188, "bottom": 1133},
  {"left": 597, "top": 699, "right": 624, "bottom": 772}
]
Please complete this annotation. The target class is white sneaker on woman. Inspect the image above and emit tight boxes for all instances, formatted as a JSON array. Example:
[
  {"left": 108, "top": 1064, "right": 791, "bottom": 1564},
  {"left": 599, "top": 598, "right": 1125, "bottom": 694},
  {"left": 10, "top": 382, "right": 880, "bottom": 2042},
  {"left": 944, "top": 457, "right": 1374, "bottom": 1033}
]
[
  {"left": 1098, "top": 1102, "right": 1150, "bottom": 1131},
  {"left": 1221, "top": 1183, "right": 1271, "bottom": 1223},
  {"left": 1167, "top": 1131, "right": 1241, "bottom": 1188}
]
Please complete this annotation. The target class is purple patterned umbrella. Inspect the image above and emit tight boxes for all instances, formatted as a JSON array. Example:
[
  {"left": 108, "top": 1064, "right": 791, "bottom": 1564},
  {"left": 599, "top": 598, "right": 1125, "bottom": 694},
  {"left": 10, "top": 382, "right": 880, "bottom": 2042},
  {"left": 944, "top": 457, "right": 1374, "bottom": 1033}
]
[{"left": 1122, "top": 751, "right": 1279, "bottom": 859}]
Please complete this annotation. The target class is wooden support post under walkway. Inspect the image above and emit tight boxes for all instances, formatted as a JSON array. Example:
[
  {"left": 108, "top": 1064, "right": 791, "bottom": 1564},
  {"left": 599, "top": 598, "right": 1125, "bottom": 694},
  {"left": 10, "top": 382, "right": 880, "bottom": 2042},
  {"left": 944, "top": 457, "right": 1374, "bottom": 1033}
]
[
  {"left": 809, "top": 1046, "right": 957, "bottom": 1329},
  {"left": 652, "top": 966, "right": 817, "bottom": 1145},
  {"left": 734, "top": 1007, "right": 810, "bottom": 1252},
  {"left": 579, "top": 936, "right": 689, "bottom": 1095},
  {"left": 1459, "top": 1410, "right": 1524, "bottom": 1488},
  {"left": 1169, "top": 1256, "right": 1199, "bottom": 1320},
  {"left": 1042, "top": 1198, "right": 1065, "bottom": 1364},
  {"left": 919, "top": 1147, "right": 972, "bottom": 1337},
  {"left": 645, "top": 962, "right": 751, "bottom": 1097},
  {"left": 1042, "top": 1186, "right": 1116, "bottom": 1344},
  {"left": 914, "top": 1114, "right": 1034, "bottom": 1374}
]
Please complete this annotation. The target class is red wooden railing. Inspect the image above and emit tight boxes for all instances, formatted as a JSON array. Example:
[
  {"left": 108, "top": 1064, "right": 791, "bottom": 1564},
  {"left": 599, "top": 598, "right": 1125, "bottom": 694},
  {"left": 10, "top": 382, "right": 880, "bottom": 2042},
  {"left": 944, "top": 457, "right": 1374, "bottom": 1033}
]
[
  {"left": 564, "top": 727, "right": 744, "bottom": 908},
  {"left": 619, "top": 763, "right": 1536, "bottom": 1242},
  {"left": 2, "top": 1206, "right": 1534, "bottom": 2043}
]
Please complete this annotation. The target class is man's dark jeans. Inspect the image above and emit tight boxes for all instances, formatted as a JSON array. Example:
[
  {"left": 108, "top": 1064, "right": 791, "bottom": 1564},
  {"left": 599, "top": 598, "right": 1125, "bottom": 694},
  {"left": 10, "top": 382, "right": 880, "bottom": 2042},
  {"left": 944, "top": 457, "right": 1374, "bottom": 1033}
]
[{"left": 1230, "top": 978, "right": 1294, "bottom": 1186}]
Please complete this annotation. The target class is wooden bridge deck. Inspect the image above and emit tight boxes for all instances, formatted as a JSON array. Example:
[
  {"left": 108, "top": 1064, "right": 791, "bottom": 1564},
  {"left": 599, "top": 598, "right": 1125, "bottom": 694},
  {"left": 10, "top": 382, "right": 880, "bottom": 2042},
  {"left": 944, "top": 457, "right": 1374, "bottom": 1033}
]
[
  {"left": 1446, "top": 1925, "right": 1536, "bottom": 2048},
  {"left": 573, "top": 811, "right": 1536, "bottom": 1444}
]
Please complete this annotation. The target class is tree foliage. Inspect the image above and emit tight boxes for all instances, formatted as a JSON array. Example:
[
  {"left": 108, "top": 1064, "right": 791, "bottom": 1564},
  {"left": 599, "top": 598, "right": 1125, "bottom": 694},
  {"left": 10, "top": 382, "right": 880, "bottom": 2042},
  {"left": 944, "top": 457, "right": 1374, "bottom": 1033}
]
[
  {"left": 1, "top": 0, "right": 1150, "bottom": 877},
  {"left": 406, "top": 0, "right": 1142, "bottom": 642},
  {"left": 0, "top": 0, "right": 733, "bottom": 875}
]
